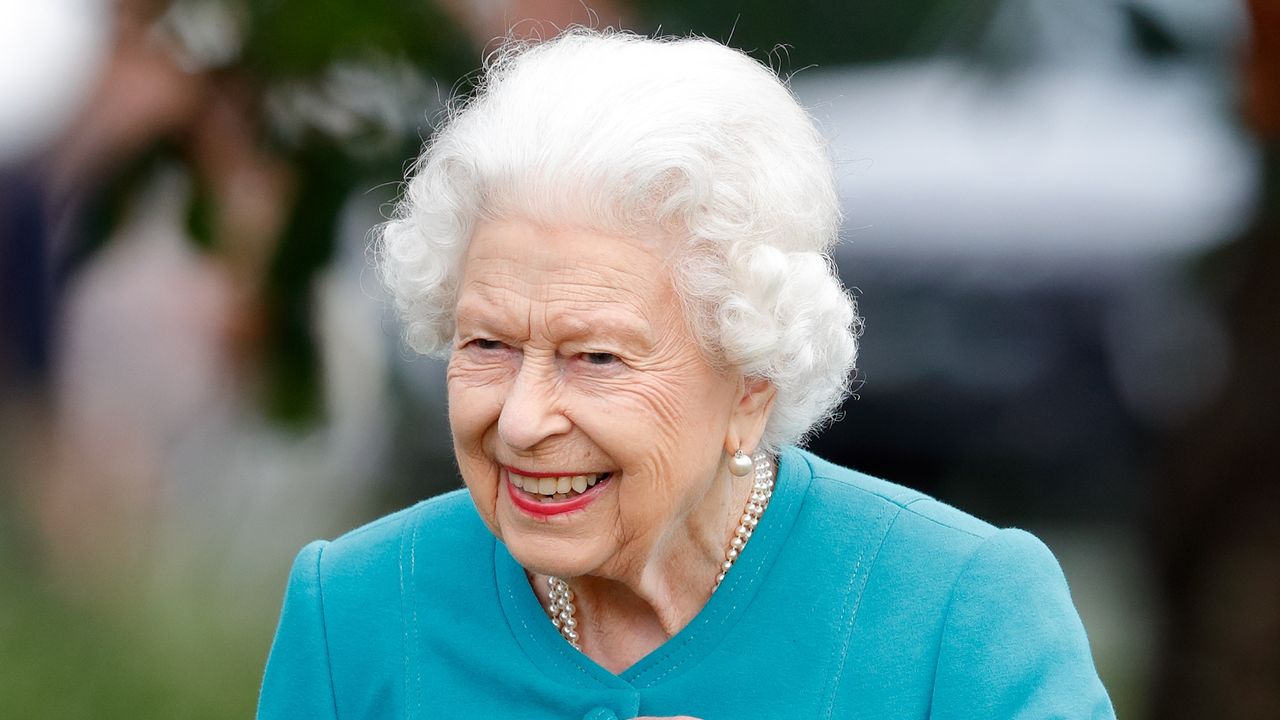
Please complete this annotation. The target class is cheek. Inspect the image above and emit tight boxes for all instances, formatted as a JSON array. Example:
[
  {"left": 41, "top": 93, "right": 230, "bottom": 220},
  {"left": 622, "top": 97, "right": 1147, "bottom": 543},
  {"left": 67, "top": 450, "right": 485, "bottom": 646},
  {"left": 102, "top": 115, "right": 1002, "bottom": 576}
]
[
  {"left": 579, "top": 352, "right": 727, "bottom": 429},
  {"left": 446, "top": 361, "right": 509, "bottom": 515},
  {"left": 576, "top": 369, "right": 733, "bottom": 498},
  {"left": 635, "top": 366, "right": 734, "bottom": 442},
  {"left": 573, "top": 376, "right": 697, "bottom": 452}
]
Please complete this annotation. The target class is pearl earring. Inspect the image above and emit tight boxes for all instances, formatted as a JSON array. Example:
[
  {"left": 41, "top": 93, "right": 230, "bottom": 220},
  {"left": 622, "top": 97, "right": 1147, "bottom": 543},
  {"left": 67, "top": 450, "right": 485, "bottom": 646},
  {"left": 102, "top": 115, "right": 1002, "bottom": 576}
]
[{"left": 728, "top": 449, "right": 754, "bottom": 477}]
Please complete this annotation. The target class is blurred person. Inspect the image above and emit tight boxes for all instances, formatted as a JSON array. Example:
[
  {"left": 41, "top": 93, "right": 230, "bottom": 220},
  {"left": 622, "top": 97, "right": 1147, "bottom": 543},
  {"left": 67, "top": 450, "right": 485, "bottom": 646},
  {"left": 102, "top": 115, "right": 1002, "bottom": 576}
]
[
  {"left": 30, "top": 0, "right": 294, "bottom": 574},
  {"left": 28, "top": 0, "right": 476, "bottom": 579},
  {"left": 258, "top": 30, "right": 1114, "bottom": 719}
]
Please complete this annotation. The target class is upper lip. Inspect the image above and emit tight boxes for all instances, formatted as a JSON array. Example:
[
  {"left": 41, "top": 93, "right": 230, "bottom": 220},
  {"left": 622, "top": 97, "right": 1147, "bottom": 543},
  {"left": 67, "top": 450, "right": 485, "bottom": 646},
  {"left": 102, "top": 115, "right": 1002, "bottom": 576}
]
[{"left": 503, "top": 466, "right": 607, "bottom": 478}]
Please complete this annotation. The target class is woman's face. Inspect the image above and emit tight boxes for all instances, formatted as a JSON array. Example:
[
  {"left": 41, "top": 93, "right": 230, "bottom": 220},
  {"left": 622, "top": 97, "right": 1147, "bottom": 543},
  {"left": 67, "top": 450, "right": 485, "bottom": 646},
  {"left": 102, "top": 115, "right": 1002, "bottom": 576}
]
[{"left": 447, "top": 219, "right": 744, "bottom": 581}]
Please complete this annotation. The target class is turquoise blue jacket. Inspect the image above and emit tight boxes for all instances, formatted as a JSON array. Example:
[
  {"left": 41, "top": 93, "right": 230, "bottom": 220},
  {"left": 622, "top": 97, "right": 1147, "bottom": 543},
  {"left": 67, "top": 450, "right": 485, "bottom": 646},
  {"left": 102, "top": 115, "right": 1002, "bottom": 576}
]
[{"left": 258, "top": 447, "right": 1115, "bottom": 719}]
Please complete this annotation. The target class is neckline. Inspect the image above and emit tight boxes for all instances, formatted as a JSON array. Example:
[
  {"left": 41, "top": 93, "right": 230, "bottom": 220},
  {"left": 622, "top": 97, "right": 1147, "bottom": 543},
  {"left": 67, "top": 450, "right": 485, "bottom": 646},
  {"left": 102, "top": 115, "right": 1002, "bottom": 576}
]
[{"left": 493, "top": 447, "right": 812, "bottom": 689}]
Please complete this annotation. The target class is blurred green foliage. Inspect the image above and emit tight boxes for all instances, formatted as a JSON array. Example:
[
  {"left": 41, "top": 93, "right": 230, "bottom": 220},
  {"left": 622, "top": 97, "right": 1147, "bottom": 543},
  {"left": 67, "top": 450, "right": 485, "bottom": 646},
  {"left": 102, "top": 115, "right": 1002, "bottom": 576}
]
[
  {"left": 242, "top": 0, "right": 472, "bottom": 79},
  {"left": 0, "top": 534, "right": 276, "bottom": 718},
  {"left": 77, "top": 0, "right": 475, "bottom": 427},
  {"left": 633, "top": 0, "right": 1001, "bottom": 67},
  {"left": 242, "top": 0, "right": 470, "bottom": 425}
]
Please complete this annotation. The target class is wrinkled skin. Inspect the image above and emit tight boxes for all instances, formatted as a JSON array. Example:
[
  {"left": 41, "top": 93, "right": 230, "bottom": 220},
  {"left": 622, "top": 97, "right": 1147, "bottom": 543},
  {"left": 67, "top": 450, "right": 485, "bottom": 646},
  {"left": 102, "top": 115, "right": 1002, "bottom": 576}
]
[{"left": 447, "top": 219, "right": 773, "bottom": 674}]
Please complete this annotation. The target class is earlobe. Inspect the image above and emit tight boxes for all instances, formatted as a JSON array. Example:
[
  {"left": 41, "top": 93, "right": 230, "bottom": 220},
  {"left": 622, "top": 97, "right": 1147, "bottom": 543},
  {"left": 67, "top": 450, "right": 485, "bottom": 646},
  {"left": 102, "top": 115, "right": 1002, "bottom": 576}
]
[{"left": 723, "top": 376, "right": 777, "bottom": 455}]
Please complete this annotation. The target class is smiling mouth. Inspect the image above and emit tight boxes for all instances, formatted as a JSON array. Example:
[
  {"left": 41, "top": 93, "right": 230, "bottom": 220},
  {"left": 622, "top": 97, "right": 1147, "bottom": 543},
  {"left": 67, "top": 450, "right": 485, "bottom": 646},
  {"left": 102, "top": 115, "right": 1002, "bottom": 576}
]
[{"left": 507, "top": 471, "right": 613, "bottom": 502}]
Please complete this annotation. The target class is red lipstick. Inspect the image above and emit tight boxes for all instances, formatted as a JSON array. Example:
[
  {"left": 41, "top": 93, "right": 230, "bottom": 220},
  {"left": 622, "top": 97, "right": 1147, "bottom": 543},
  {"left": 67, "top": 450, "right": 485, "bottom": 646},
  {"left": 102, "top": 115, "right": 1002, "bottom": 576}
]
[{"left": 505, "top": 470, "right": 611, "bottom": 517}]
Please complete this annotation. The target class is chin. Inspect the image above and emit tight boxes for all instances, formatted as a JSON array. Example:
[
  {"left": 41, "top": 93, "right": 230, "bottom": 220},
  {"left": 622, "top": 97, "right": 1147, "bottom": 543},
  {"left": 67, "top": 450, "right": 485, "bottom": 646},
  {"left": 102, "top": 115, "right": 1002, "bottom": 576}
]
[{"left": 501, "top": 531, "right": 612, "bottom": 580}]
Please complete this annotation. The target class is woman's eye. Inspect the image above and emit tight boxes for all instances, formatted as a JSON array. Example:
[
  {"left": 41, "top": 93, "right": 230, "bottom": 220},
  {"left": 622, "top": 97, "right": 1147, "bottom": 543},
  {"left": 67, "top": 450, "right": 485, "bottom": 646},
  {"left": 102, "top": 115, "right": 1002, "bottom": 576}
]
[
  {"left": 472, "top": 339, "right": 506, "bottom": 351},
  {"left": 582, "top": 352, "right": 619, "bottom": 366}
]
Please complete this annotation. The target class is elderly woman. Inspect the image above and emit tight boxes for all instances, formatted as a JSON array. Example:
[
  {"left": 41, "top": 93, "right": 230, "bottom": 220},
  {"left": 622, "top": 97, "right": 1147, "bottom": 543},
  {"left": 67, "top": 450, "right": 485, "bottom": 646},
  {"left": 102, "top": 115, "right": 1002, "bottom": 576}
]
[{"left": 258, "top": 30, "right": 1114, "bottom": 720}]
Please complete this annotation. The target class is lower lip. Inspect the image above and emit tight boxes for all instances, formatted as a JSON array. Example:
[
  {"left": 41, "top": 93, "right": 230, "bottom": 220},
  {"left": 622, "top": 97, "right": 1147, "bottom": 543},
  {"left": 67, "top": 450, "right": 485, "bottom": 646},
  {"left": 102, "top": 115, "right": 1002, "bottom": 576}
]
[{"left": 505, "top": 472, "right": 612, "bottom": 518}]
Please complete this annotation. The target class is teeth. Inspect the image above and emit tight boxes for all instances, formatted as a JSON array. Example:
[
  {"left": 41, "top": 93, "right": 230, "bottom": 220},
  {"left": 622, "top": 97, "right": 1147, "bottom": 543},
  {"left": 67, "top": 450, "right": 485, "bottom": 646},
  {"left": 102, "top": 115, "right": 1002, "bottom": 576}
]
[{"left": 510, "top": 472, "right": 609, "bottom": 497}]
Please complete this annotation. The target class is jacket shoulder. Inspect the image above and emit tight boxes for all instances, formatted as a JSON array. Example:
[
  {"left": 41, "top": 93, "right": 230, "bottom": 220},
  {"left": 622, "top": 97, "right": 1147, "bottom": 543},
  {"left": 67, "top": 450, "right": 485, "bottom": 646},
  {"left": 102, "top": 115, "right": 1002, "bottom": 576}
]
[
  {"left": 319, "top": 488, "right": 479, "bottom": 575},
  {"left": 299, "top": 490, "right": 486, "bottom": 642},
  {"left": 273, "top": 490, "right": 487, "bottom": 718},
  {"left": 788, "top": 449, "right": 1112, "bottom": 717},
  {"left": 793, "top": 447, "right": 997, "bottom": 547}
]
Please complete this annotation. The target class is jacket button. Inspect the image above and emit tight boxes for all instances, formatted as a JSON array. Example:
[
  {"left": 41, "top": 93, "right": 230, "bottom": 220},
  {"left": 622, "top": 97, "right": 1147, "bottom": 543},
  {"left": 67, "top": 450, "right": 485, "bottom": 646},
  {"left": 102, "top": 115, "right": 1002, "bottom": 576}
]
[{"left": 583, "top": 708, "right": 618, "bottom": 720}]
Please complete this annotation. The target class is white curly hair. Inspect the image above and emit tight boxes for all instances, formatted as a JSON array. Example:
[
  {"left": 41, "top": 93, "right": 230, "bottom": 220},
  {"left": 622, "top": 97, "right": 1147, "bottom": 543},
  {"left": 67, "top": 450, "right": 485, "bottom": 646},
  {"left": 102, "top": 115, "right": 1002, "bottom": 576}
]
[{"left": 377, "top": 28, "right": 860, "bottom": 450}]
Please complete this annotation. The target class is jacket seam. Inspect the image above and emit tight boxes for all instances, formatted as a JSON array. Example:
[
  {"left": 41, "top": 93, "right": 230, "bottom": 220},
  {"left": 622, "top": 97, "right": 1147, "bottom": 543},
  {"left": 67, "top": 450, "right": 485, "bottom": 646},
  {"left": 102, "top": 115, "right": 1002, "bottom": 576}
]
[
  {"left": 899, "top": 497, "right": 990, "bottom": 540},
  {"left": 499, "top": 553, "right": 601, "bottom": 688},
  {"left": 924, "top": 529, "right": 1007, "bottom": 715},
  {"left": 313, "top": 542, "right": 342, "bottom": 719},
  {"left": 820, "top": 503, "right": 903, "bottom": 720},
  {"left": 399, "top": 509, "right": 419, "bottom": 719},
  {"left": 811, "top": 473, "right": 991, "bottom": 541},
  {"left": 334, "top": 489, "right": 465, "bottom": 544}
]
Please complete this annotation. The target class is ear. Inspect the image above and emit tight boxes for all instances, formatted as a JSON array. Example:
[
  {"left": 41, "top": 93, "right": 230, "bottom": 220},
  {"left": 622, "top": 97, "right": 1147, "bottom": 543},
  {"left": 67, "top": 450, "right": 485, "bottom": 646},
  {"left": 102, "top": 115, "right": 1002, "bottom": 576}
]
[{"left": 723, "top": 376, "right": 777, "bottom": 455}]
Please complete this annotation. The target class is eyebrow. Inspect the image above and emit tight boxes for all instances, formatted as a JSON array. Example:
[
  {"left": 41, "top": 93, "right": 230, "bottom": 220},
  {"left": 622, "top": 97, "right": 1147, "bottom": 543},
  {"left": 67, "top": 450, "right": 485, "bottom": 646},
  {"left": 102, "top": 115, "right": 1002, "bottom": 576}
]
[
  {"left": 454, "top": 299, "right": 519, "bottom": 337},
  {"left": 454, "top": 299, "right": 654, "bottom": 350},
  {"left": 549, "top": 314, "right": 654, "bottom": 350}
]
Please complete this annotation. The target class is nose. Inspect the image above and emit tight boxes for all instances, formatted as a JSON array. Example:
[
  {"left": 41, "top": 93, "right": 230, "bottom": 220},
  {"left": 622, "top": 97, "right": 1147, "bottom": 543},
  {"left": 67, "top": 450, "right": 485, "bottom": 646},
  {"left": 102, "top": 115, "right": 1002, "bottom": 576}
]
[{"left": 497, "top": 356, "right": 572, "bottom": 450}]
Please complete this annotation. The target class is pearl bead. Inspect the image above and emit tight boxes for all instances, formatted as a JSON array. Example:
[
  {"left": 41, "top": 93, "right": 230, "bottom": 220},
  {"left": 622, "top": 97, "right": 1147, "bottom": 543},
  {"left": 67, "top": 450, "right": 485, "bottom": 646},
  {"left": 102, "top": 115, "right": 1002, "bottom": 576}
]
[
  {"left": 731, "top": 536, "right": 745, "bottom": 549},
  {"left": 726, "top": 548, "right": 739, "bottom": 560}
]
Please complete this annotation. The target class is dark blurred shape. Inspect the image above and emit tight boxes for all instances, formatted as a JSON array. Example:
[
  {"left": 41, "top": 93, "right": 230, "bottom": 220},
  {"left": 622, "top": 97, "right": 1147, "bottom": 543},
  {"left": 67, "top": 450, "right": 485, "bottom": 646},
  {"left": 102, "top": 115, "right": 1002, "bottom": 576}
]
[
  {"left": 0, "top": 171, "right": 53, "bottom": 386},
  {"left": 1124, "top": 5, "right": 1182, "bottom": 60},
  {"left": 1244, "top": 0, "right": 1280, "bottom": 137},
  {"left": 1150, "top": 3, "right": 1280, "bottom": 718},
  {"left": 632, "top": 0, "right": 997, "bottom": 66},
  {"left": 242, "top": 0, "right": 470, "bottom": 79}
]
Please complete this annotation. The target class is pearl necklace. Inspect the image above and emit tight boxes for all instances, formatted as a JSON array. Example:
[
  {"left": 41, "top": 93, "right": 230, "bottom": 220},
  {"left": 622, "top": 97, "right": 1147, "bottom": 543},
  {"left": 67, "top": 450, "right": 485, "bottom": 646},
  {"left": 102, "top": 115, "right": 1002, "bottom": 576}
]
[{"left": 545, "top": 451, "right": 776, "bottom": 650}]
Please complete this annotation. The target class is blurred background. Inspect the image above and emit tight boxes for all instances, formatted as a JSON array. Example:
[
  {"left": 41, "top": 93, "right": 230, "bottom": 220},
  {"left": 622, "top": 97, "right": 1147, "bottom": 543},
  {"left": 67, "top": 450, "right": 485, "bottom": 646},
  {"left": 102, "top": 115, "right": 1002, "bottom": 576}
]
[{"left": 0, "top": 0, "right": 1275, "bottom": 717}]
